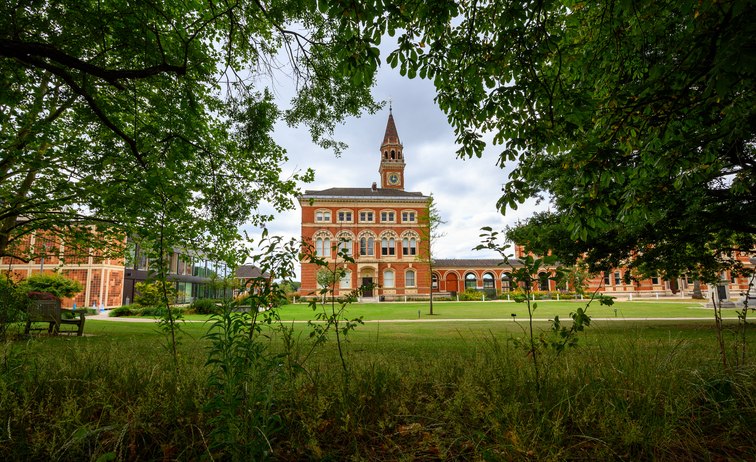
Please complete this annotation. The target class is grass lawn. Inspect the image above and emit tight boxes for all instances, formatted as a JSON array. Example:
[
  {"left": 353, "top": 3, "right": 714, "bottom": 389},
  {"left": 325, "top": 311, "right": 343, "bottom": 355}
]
[
  {"left": 6, "top": 310, "right": 756, "bottom": 461},
  {"left": 170, "top": 299, "right": 734, "bottom": 322}
]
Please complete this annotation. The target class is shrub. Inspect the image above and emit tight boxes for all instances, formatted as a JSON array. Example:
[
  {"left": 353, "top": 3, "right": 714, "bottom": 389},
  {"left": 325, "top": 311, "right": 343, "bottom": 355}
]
[
  {"left": 26, "top": 291, "right": 57, "bottom": 300},
  {"left": 0, "top": 274, "right": 31, "bottom": 338},
  {"left": 191, "top": 298, "right": 218, "bottom": 315},
  {"left": 138, "top": 306, "right": 183, "bottom": 317},
  {"left": 20, "top": 273, "right": 84, "bottom": 299},
  {"left": 109, "top": 306, "right": 135, "bottom": 317},
  {"left": 459, "top": 289, "right": 484, "bottom": 301},
  {"left": 134, "top": 281, "right": 177, "bottom": 307}
]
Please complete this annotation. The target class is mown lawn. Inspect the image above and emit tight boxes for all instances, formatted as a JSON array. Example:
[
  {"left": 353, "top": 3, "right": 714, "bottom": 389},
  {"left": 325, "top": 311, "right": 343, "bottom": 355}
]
[{"left": 169, "top": 299, "right": 735, "bottom": 322}]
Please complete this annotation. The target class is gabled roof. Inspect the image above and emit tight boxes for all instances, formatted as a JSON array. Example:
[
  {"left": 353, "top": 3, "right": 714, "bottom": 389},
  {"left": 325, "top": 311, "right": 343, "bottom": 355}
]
[
  {"left": 301, "top": 187, "right": 427, "bottom": 198},
  {"left": 235, "top": 265, "right": 270, "bottom": 279}
]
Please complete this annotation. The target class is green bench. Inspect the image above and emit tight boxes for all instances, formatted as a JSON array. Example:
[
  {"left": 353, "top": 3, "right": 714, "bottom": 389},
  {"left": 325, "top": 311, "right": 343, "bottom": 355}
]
[{"left": 24, "top": 300, "right": 87, "bottom": 336}]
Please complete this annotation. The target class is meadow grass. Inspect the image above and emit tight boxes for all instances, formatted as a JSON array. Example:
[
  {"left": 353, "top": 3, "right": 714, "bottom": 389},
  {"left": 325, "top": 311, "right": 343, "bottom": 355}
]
[{"left": 2, "top": 311, "right": 755, "bottom": 461}]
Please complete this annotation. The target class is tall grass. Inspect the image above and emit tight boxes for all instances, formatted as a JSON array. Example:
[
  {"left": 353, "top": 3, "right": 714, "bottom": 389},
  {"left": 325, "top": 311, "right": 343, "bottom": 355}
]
[{"left": 1, "top": 322, "right": 755, "bottom": 461}]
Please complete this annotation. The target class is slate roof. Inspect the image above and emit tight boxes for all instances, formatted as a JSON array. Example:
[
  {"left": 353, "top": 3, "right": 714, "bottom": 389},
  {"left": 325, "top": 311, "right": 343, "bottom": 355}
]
[
  {"left": 434, "top": 259, "right": 523, "bottom": 268},
  {"left": 301, "top": 187, "right": 427, "bottom": 198},
  {"left": 235, "top": 265, "right": 270, "bottom": 279}
]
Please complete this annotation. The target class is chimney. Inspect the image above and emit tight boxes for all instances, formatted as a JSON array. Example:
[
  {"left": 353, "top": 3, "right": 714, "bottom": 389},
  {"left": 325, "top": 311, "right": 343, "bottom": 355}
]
[{"left": 372, "top": 182, "right": 377, "bottom": 191}]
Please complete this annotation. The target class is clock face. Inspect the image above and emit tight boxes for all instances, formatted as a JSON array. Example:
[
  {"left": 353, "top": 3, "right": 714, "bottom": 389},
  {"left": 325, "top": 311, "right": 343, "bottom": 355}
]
[{"left": 388, "top": 173, "right": 400, "bottom": 185}]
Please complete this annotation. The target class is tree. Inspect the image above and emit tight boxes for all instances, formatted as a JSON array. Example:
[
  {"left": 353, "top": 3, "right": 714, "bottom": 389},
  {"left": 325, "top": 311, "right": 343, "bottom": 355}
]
[
  {"left": 20, "top": 272, "right": 84, "bottom": 300},
  {"left": 0, "top": 0, "right": 382, "bottom": 265},
  {"left": 330, "top": 0, "right": 756, "bottom": 281},
  {"left": 417, "top": 194, "right": 446, "bottom": 315}
]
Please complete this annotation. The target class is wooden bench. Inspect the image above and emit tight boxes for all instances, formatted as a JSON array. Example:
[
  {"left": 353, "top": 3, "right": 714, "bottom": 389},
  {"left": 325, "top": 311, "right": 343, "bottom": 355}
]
[{"left": 24, "top": 300, "right": 87, "bottom": 336}]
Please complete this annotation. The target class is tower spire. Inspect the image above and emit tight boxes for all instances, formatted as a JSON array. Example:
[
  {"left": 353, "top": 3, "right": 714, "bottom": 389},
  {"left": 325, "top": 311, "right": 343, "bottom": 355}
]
[{"left": 379, "top": 107, "right": 405, "bottom": 190}]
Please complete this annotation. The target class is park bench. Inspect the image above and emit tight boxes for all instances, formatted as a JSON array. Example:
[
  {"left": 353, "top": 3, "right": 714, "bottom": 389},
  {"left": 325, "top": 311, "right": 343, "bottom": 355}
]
[{"left": 24, "top": 300, "right": 87, "bottom": 336}]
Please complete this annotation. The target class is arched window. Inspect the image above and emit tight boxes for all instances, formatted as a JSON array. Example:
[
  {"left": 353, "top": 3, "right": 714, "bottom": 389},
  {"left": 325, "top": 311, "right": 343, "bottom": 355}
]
[
  {"left": 391, "top": 149, "right": 395, "bottom": 159},
  {"left": 360, "top": 237, "right": 374, "bottom": 256},
  {"left": 465, "top": 273, "right": 477, "bottom": 290},
  {"left": 502, "top": 273, "right": 512, "bottom": 291},
  {"left": 338, "top": 239, "right": 352, "bottom": 256},
  {"left": 340, "top": 270, "right": 351, "bottom": 289},
  {"left": 406, "top": 270, "right": 416, "bottom": 287},
  {"left": 432, "top": 274, "right": 438, "bottom": 290},
  {"left": 483, "top": 272, "right": 495, "bottom": 289},
  {"left": 538, "top": 272, "right": 550, "bottom": 291},
  {"left": 403, "top": 237, "right": 417, "bottom": 256},
  {"left": 383, "top": 270, "right": 394, "bottom": 288},
  {"left": 382, "top": 237, "right": 395, "bottom": 256},
  {"left": 384, "top": 151, "right": 388, "bottom": 159},
  {"left": 316, "top": 238, "right": 330, "bottom": 257}
]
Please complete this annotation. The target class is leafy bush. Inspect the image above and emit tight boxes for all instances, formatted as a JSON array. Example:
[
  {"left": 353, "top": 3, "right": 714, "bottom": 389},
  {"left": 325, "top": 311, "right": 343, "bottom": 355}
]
[
  {"left": 191, "top": 298, "right": 219, "bottom": 315},
  {"left": 134, "top": 281, "right": 178, "bottom": 307},
  {"left": 20, "top": 273, "right": 83, "bottom": 299},
  {"left": 26, "top": 291, "right": 57, "bottom": 300},
  {"left": 459, "top": 289, "right": 484, "bottom": 301},
  {"left": 138, "top": 306, "right": 183, "bottom": 317},
  {"left": 0, "top": 274, "right": 31, "bottom": 338},
  {"left": 109, "top": 306, "right": 135, "bottom": 317}
]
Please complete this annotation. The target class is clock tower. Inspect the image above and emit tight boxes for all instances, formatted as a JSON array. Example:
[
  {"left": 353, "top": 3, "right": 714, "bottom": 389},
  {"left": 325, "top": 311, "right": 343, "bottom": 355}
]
[{"left": 378, "top": 108, "right": 406, "bottom": 190}]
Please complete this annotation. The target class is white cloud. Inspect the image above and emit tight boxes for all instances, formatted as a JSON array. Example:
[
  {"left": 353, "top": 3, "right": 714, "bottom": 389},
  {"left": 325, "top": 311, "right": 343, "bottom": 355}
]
[{"left": 245, "top": 50, "right": 548, "bottom": 279}]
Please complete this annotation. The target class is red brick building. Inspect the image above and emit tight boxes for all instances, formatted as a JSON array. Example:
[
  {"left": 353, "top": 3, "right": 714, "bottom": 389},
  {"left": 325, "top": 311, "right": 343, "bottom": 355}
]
[
  {"left": 299, "top": 110, "right": 431, "bottom": 299},
  {"left": 300, "top": 111, "right": 756, "bottom": 301}
]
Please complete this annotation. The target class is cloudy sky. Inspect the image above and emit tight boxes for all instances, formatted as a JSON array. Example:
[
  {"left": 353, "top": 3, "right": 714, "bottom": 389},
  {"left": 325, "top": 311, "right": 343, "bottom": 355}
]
[{"left": 240, "top": 44, "right": 548, "bottom": 279}]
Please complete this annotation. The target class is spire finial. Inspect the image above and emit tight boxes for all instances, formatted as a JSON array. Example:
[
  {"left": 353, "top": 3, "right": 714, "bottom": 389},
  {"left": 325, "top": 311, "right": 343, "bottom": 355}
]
[{"left": 389, "top": 95, "right": 392, "bottom": 113}]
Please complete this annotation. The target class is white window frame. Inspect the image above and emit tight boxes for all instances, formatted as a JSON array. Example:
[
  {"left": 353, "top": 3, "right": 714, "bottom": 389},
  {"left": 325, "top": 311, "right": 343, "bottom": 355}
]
[
  {"left": 406, "top": 270, "right": 416, "bottom": 288},
  {"left": 383, "top": 270, "right": 395, "bottom": 288},
  {"left": 340, "top": 270, "right": 351, "bottom": 289}
]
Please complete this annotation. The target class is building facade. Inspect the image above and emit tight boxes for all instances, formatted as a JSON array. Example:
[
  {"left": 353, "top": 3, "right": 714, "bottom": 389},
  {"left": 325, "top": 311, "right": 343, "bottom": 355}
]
[
  {"left": 301, "top": 111, "right": 756, "bottom": 301},
  {"left": 299, "top": 110, "right": 432, "bottom": 298}
]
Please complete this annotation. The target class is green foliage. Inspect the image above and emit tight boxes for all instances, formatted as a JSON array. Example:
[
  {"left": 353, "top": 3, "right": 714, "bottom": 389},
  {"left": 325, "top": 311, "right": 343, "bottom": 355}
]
[
  {"left": 20, "top": 273, "right": 84, "bottom": 299},
  {"left": 190, "top": 298, "right": 218, "bottom": 315},
  {"left": 0, "top": 274, "right": 30, "bottom": 340},
  {"left": 134, "top": 281, "right": 176, "bottom": 307},
  {"left": 0, "top": 0, "right": 383, "bottom": 266},
  {"left": 108, "top": 306, "right": 135, "bottom": 317},
  {"left": 459, "top": 289, "right": 484, "bottom": 301}
]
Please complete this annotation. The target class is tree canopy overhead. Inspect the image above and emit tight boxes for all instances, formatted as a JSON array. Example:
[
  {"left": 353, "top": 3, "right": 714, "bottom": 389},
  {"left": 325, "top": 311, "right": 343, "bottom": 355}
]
[
  {"left": 1, "top": 0, "right": 381, "bottom": 262},
  {"left": 333, "top": 0, "right": 755, "bottom": 280}
]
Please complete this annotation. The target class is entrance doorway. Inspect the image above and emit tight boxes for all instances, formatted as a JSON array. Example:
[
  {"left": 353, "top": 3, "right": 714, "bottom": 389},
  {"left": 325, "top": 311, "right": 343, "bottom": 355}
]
[{"left": 362, "top": 277, "right": 373, "bottom": 297}]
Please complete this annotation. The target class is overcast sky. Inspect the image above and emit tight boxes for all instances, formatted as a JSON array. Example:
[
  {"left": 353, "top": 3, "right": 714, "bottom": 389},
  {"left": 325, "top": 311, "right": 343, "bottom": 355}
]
[{"left": 240, "top": 44, "right": 548, "bottom": 279}]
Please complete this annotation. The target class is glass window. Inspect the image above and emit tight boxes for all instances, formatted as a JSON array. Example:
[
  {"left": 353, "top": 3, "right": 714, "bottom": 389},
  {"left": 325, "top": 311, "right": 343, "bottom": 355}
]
[
  {"left": 389, "top": 238, "right": 395, "bottom": 255},
  {"left": 340, "top": 270, "right": 351, "bottom": 289},
  {"left": 402, "top": 212, "right": 415, "bottom": 222},
  {"left": 339, "top": 240, "right": 352, "bottom": 256},
  {"left": 381, "top": 211, "right": 395, "bottom": 222},
  {"left": 406, "top": 270, "right": 415, "bottom": 287},
  {"left": 651, "top": 274, "right": 659, "bottom": 285},
  {"left": 604, "top": 272, "right": 611, "bottom": 286},
  {"left": 539, "top": 272, "right": 549, "bottom": 291},
  {"left": 360, "top": 211, "right": 374, "bottom": 222},
  {"left": 502, "top": 273, "right": 512, "bottom": 291},
  {"left": 483, "top": 273, "right": 495, "bottom": 289},
  {"left": 465, "top": 273, "right": 477, "bottom": 290},
  {"left": 614, "top": 271, "right": 621, "bottom": 285},
  {"left": 383, "top": 270, "right": 394, "bottom": 288},
  {"left": 381, "top": 238, "right": 388, "bottom": 256},
  {"left": 316, "top": 238, "right": 330, "bottom": 257},
  {"left": 403, "top": 238, "right": 409, "bottom": 256},
  {"left": 338, "top": 211, "right": 352, "bottom": 222},
  {"left": 432, "top": 274, "right": 438, "bottom": 290}
]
